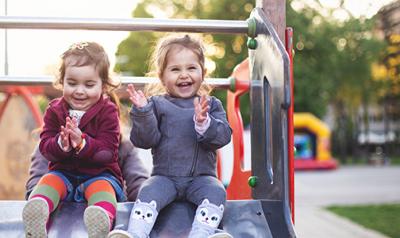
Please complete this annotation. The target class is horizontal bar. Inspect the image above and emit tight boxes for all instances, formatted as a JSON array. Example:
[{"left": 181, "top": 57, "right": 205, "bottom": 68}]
[
  {"left": 0, "top": 16, "right": 248, "bottom": 34},
  {"left": 0, "top": 75, "right": 231, "bottom": 88}
]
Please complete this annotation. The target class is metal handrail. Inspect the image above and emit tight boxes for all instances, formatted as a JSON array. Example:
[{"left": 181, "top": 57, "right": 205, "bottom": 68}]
[
  {"left": 0, "top": 75, "right": 230, "bottom": 88},
  {"left": 0, "top": 16, "right": 248, "bottom": 34}
]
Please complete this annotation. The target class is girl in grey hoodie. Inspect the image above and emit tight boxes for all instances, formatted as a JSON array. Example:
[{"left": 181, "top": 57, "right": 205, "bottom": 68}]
[{"left": 108, "top": 34, "right": 232, "bottom": 238}]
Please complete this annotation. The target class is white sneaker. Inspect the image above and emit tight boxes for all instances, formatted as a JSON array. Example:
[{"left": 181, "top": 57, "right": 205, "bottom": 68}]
[
  {"left": 107, "top": 229, "right": 134, "bottom": 238},
  {"left": 84, "top": 206, "right": 111, "bottom": 238},
  {"left": 22, "top": 197, "right": 49, "bottom": 238},
  {"left": 208, "top": 232, "right": 233, "bottom": 238}
]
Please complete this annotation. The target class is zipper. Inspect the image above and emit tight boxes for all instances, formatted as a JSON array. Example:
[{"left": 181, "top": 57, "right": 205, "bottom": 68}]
[{"left": 189, "top": 142, "right": 199, "bottom": 176}]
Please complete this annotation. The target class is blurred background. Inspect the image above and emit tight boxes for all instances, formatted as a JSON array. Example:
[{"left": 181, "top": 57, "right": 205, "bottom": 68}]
[
  {"left": 1, "top": 0, "right": 400, "bottom": 237},
  {"left": 2, "top": 0, "right": 400, "bottom": 165}
]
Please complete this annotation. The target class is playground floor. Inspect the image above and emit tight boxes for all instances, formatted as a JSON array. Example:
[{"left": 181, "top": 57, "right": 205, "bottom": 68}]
[{"left": 295, "top": 165, "right": 400, "bottom": 238}]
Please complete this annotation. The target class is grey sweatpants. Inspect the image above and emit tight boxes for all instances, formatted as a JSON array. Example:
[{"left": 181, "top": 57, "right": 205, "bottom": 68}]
[{"left": 137, "top": 175, "right": 226, "bottom": 212}]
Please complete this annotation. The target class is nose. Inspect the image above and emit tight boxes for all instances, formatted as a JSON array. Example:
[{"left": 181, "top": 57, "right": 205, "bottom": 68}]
[
  {"left": 179, "top": 70, "right": 189, "bottom": 78},
  {"left": 74, "top": 85, "right": 85, "bottom": 94}
]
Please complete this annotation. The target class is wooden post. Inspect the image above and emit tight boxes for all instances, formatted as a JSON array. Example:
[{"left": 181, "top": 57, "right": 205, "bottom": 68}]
[{"left": 256, "top": 0, "right": 286, "bottom": 42}]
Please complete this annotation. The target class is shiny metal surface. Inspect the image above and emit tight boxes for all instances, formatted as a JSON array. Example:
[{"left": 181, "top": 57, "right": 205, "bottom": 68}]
[
  {"left": 0, "top": 6, "right": 296, "bottom": 237},
  {"left": 249, "top": 8, "right": 295, "bottom": 237},
  {"left": 0, "top": 16, "right": 248, "bottom": 34},
  {"left": 0, "top": 75, "right": 230, "bottom": 88},
  {"left": 0, "top": 200, "right": 273, "bottom": 238}
]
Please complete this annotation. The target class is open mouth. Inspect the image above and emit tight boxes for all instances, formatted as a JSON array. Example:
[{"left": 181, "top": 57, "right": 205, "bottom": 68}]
[
  {"left": 73, "top": 97, "right": 86, "bottom": 102},
  {"left": 177, "top": 82, "right": 193, "bottom": 87}
]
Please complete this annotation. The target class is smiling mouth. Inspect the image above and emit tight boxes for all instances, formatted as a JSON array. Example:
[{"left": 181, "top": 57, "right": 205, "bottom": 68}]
[
  {"left": 73, "top": 98, "right": 86, "bottom": 102},
  {"left": 177, "top": 82, "right": 193, "bottom": 87}
]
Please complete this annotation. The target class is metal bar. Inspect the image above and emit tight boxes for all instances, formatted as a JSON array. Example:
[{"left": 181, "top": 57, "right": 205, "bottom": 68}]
[
  {"left": 0, "top": 16, "right": 248, "bottom": 34},
  {"left": 0, "top": 75, "right": 230, "bottom": 88}
]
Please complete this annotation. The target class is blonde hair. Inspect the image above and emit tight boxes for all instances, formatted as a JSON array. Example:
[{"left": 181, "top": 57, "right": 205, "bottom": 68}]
[
  {"left": 145, "top": 34, "right": 212, "bottom": 96},
  {"left": 55, "top": 41, "right": 119, "bottom": 93}
]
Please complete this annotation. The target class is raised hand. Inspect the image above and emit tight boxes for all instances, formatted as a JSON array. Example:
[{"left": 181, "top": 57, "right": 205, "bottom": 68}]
[
  {"left": 60, "top": 125, "right": 71, "bottom": 151},
  {"left": 127, "top": 84, "right": 148, "bottom": 108},
  {"left": 194, "top": 95, "right": 209, "bottom": 124},
  {"left": 66, "top": 117, "right": 83, "bottom": 149}
]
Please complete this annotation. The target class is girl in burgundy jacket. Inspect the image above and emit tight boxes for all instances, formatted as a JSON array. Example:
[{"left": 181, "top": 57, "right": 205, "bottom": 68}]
[{"left": 22, "top": 42, "right": 123, "bottom": 238}]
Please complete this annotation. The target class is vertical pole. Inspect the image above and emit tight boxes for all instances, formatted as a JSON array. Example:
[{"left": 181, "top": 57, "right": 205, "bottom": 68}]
[
  {"left": 285, "top": 27, "right": 295, "bottom": 223},
  {"left": 256, "top": 0, "right": 286, "bottom": 42},
  {"left": 4, "top": 0, "right": 8, "bottom": 75},
  {"left": 257, "top": 0, "right": 294, "bottom": 222}
]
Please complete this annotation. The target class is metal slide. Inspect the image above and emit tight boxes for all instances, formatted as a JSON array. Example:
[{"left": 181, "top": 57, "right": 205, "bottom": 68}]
[{"left": 0, "top": 7, "right": 296, "bottom": 237}]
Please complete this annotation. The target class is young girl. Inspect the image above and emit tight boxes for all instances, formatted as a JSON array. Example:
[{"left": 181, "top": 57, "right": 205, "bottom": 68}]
[
  {"left": 23, "top": 41, "right": 124, "bottom": 238},
  {"left": 108, "top": 35, "right": 232, "bottom": 238}
]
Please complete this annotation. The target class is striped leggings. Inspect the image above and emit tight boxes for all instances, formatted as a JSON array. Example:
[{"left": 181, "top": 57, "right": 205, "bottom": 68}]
[{"left": 28, "top": 173, "right": 117, "bottom": 224}]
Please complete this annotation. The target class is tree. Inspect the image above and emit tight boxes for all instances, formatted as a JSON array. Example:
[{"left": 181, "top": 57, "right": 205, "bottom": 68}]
[
  {"left": 286, "top": 0, "right": 386, "bottom": 160},
  {"left": 114, "top": 0, "right": 254, "bottom": 124},
  {"left": 115, "top": 0, "right": 386, "bottom": 137}
]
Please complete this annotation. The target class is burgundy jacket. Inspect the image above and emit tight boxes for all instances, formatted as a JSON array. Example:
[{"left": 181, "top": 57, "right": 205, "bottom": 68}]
[{"left": 39, "top": 96, "right": 123, "bottom": 184}]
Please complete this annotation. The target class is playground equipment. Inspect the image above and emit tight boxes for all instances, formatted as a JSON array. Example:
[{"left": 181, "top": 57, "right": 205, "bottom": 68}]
[
  {"left": 293, "top": 113, "right": 337, "bottom": 170},
  {"left": 0, "top": 7, "right": 296, "bottom": 238}
]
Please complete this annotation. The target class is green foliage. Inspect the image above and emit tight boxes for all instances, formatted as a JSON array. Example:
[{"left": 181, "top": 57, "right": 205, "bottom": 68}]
[
  {"left": 286, "top": 0, "right": 385, "bottom": 117},
  {"left": 114, "top": 0, "right": 253, "bottom": 124},
  {"left": 114, "top": 0, "right": 252, "bottom": 78},
  {"left": 115, "top": 0, "right": 386, "bottom": 128},
  {"left": 327, "top": 203, "right": 400, "bottom": 238}
]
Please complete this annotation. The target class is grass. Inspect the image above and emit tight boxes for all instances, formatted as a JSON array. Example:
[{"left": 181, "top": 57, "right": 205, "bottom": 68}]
[{"left": 327, "top": 203, "right": 400, "bottom": 238}]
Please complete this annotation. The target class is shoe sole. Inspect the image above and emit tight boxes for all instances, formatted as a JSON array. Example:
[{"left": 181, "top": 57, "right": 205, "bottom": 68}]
[
  {"left": 22, "top": 198, "right": 49, "bottom": 238},
  {"left": 107, "top": 229, "right": 133, "bottom": 238},
  {"left": 84, "top": 206, "right": 110, "bottom": 238},
  {"left": 208, "top": 233, "right": 233, "bottom": 238}
]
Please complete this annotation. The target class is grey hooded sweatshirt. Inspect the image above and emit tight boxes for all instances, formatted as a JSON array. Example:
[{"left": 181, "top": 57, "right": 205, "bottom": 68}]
[{"left": 129, "top": 95, "right": 232, "bottom": 177}]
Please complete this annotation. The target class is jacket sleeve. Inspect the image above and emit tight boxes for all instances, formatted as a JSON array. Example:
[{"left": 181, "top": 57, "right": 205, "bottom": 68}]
[
  {"left": 129, "top": 98, "right": 162, "bottom": 149},
  {"left": 25, "top": 144, "right": 49, "bottom": 200},
  {"left": 39, "top": 106, "right": 74, "bottom": 162},
  {"left": 75, "top": 103, "right": 120, "bottom": 164},
  {"left": 197, "top": 97, "right": 232, "bottom": 150},
  {"left": 118, "top": 138, "right": 150, "bottom": 201}
]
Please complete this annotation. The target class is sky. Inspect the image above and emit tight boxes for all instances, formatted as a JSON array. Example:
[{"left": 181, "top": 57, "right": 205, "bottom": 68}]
[
  {"left": 0, "top": 0, "right": 397, "bottom": 76},
  {"left": 0, "top": 0, "right": 138, "bottom": 76}
]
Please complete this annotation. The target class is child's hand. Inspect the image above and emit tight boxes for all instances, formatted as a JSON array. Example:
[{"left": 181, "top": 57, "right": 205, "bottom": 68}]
[
  {"left": 60, "top": 125, "right": 71, "bottom": 151},
  {"left": 127, "top": 84, "right": 147, "bottom": 108},
  {"left": 194, "top": 95, "right": 209, "bottom": 124},
  {"left": 66, "top": 117, "right": 83, "bottom": 149}
]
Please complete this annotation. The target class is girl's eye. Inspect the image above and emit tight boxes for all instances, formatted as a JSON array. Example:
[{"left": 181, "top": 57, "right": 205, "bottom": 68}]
[
  {"left": 171, "top": 68, "right": 179, "bottom": 71},
  {"left": 188, "top": 66, "right": 197, "bottom": 70},
  {"left": 86, "top": 84, "right": 95, "bottom": 88},
  {"left": 67, "top": 82, "right": 77, "bottom": 86}
]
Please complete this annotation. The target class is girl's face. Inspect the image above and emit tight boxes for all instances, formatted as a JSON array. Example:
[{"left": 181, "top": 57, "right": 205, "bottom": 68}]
[
  {"left": 63, "top": 62, "right": 103, "bottom": 111},
  {"left": 161, "top": 47, "right": 204, "bottom": 98}
]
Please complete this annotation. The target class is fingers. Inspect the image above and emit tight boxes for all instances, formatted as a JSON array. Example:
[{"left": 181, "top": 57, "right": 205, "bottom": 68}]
[
  {"left": 193, "top": 97, "right": 199, "bottom": 107},
  {"left": 199, "top": 96, "right": 209, "bottom": 114},
  {"left": 60, "top": 125, "right": 70, "bottom": 151},
  {"left": 126, "top": 84, "right": 136, "bottom": 100},
  {"left": 127, "top": 84, "right": 142, "bottom": 104},
  {"left": 64, "top": 116, "right": 82, "bottom": 148},
  {"left": 194, "top": 96, "right": 209, "bottom": 123},
  {"left": 127, "top": 84, "right": 147, "bottom": 107}
]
